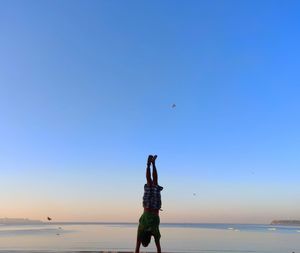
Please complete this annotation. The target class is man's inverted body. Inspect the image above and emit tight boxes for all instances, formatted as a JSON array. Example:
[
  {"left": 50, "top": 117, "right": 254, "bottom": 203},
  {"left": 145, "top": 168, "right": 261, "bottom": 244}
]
[{"left": 135, "top": 155, "right": 163, "bottom": 253}]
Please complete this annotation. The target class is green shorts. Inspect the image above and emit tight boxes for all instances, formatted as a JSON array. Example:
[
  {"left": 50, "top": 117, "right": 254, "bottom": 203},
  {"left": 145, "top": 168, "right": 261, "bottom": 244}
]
[{"left": 138, "top": 211, "right": 161, "bottom": 240}]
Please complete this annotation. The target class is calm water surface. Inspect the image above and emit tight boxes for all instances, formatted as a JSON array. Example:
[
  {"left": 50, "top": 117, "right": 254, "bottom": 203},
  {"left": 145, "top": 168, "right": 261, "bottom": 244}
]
[{"left": 0, "top": 223, "right": 299, "bottom": 253}]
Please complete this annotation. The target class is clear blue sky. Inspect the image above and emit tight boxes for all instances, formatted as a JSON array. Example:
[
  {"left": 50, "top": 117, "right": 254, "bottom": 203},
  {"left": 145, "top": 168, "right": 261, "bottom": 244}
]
[{"left": 0, "top": 0, "right": 300, "bottom": 223}]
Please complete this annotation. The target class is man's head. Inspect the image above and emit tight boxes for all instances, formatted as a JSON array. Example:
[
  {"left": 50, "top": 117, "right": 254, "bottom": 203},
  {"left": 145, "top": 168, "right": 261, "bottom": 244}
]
[{"left": 140, "top": 231, "right": 152, "bottom": 247}]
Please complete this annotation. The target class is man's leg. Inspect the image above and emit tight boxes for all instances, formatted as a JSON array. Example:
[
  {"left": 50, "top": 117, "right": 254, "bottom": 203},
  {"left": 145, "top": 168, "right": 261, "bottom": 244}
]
[
  {"left": 152, "top": 155, "right": 158, "bottom": 185},
  {"left": 146, "top": 155, "right": 153, "bottom": 185},
  {"left": 154, "top": 238, "right": 161, "bottom": 253}
]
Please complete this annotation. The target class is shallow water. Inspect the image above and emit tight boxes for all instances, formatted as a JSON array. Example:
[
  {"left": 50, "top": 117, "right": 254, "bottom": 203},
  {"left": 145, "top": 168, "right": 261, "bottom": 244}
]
[{"left": 0, "top": 223, "right": 299, "bottom": 253}]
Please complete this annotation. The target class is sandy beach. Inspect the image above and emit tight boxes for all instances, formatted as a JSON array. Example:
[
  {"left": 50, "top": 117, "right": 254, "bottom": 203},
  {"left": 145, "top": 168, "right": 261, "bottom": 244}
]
[{"left": 0, "top": 251, "right": 155, "bottom": 253}]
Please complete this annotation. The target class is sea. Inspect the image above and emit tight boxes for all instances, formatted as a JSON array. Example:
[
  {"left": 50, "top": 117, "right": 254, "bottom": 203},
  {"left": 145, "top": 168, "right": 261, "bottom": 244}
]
[{"left": 0, "top": 222, "right": 299, "bottom": 253}]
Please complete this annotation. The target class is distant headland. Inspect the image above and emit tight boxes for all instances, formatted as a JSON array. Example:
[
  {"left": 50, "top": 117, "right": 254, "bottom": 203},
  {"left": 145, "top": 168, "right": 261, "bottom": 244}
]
[
  {"left": 0, "top": 218, "right": 43, "bottom": 225},
  {"left": 271, "top": 220, "right": 300, "bottom": 226}
]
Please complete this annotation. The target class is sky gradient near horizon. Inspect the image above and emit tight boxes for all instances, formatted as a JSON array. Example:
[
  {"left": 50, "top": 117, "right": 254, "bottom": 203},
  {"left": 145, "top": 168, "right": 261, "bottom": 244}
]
[{"left": 1, "top": 0, "right": 300, "bottom": 223}]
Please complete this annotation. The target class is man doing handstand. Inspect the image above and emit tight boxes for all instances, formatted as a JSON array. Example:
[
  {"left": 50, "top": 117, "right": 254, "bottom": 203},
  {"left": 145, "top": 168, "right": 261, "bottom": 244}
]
[{"left": 135, "top": 155, "right": 163, "bottom": 253}]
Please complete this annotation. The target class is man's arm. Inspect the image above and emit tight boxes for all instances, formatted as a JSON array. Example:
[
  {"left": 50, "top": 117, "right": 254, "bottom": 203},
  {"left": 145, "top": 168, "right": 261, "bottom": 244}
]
[{"left": 154, "top": 238, "right": 161, "bottom": 253}]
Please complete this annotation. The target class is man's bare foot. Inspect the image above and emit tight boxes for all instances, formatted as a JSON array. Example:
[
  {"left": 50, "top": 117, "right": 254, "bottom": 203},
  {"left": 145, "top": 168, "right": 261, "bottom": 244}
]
[
  {"left": 147, "top": 155, "right": 153, "bottom": 166},
  {"left": 152, "top": 155, "right": 157, "bottom": 165}
]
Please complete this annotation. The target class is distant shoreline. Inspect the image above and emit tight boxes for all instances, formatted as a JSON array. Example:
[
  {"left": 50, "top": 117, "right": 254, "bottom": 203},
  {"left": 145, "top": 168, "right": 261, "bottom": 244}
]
[
  {"left": 0, "top": 218, "right": 43, "bottom": 225},
  {"left": 0, "top": 220, "right": 270, "bottom": 226},
  {"left": 2, "top": 217, "right": 299, "bottom": 226},
  {"left": 1, "top": 218, "right": 269, "bottom": 225},
  {"left": 271, "top": 220, "right": 300, "bottom": 226}
]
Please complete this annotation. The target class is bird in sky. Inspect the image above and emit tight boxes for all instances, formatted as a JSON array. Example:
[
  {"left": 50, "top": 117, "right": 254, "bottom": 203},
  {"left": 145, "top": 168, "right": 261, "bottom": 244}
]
[{"left": 47, "top": 217, "right": 52, "bottom": 221}]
